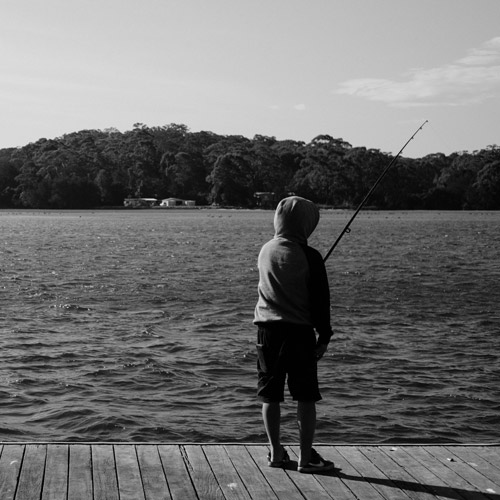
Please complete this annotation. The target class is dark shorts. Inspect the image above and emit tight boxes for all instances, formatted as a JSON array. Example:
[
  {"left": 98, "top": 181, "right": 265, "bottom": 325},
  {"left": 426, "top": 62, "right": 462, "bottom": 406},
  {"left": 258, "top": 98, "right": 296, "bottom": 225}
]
[{"left": 256, "top": 323, "right": 321, "bottom": 403}]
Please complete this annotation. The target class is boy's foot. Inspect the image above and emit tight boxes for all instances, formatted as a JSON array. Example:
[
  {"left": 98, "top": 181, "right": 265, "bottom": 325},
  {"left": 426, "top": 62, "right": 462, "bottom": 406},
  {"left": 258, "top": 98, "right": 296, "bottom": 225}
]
[
  {"left": 267, "top": 446, "right": 290, "bottom": 468},
  {"left": 298, "top": 448, "right": 335, "bottom": 473}
]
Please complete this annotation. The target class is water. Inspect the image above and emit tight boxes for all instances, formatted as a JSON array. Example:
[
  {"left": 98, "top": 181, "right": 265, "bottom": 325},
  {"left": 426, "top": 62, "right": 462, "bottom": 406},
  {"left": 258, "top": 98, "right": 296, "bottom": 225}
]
[{"left": 1, "top": 209, "right": 499, "bottom": 444}]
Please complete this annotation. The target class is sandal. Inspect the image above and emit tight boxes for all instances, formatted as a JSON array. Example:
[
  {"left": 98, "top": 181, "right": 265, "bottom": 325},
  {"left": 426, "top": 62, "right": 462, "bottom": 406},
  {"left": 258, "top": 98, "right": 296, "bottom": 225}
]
[
  {"left": 298, "top": 448, "right": 335, "bottom": 473},
  {"left": 267, "top": 446, "right": 290, "bottom": 468}
]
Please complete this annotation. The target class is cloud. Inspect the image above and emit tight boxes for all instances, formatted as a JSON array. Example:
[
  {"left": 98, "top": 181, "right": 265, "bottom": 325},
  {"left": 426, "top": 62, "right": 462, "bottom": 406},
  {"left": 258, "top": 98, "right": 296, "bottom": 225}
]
[
  {"left": 336, "top": 37, "right": 500, "bottom": 107},
  {"left": 457, "top": 36, "right": 500, "bottom": 65},
  {"left": 293, "top": 103, "right": 306, "bottom": 111}
]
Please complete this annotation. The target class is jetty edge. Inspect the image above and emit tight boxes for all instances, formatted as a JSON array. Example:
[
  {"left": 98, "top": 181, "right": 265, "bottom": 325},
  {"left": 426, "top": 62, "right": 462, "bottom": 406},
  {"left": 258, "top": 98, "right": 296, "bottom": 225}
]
[{"left": 0, "top": 442, "right": 499, "bottom": 499}]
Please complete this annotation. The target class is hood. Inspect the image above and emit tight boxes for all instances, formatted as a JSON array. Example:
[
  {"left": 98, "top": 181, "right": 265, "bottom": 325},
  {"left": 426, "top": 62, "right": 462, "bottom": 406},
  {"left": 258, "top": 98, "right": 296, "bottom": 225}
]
[{"left": 273, "top": 196, "right": 320, "bottom": 244}]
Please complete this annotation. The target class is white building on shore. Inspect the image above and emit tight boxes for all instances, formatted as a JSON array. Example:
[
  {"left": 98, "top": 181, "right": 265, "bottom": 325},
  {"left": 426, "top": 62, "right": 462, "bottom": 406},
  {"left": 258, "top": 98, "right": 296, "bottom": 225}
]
[
  {"left": 160, "top": 198, "right": 196, "bottom": 207},
  {"left": 123, "top": 197, "right": 158, "bottom": 208}
]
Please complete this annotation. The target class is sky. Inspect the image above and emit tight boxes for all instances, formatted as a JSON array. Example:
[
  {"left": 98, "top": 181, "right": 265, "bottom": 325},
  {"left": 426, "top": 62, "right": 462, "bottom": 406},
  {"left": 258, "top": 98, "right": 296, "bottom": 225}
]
[{"left": 1, "top": 0, "right": 500, "bottom": 158}]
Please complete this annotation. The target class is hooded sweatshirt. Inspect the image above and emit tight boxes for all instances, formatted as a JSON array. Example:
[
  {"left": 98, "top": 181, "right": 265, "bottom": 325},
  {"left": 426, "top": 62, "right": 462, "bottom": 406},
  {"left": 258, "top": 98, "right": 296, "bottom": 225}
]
[{"left": 254, "top": 196, "right": 333, "bottom": 345}]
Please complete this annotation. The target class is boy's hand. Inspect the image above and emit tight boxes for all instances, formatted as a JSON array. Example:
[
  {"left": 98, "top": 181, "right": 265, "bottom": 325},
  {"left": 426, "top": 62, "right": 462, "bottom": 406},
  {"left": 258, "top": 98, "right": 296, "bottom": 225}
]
[{"left": 315, "top": 343, "right": 328, "bottom": 361}]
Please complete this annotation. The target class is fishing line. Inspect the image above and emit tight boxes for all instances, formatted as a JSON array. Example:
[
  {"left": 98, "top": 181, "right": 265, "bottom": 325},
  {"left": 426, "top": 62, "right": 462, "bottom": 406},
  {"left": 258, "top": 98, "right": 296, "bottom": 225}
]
[
  {"left": 323, "top": 120, "right": 428, "bottom": 262},
  {"left": 424, "top": 120, "right": 458, "bottom": 156}
]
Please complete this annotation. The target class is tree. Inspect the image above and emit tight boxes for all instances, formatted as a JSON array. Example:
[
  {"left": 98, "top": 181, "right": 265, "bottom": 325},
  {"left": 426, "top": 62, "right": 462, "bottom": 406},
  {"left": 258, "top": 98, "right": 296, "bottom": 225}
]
[
  {"left": 290, "top": 137, "right": 353, "bottom": 205},
  {"left": 468, "top": 146, "right": 500, "bottom": 209},
  {"left": 163, "top": 151, "right": 209, "bottom": 203},
  {"left": 2, "top": 125, "right": 500, "bottom": 209},
  {"left": 426, "top": 151, "right": 482, "bottom": 209},
  {"left": 0, "top": 148, "right": 18, "bottom": 207},
  {"left": 207, "top": 152, "right": 256, "bottom": 206}
]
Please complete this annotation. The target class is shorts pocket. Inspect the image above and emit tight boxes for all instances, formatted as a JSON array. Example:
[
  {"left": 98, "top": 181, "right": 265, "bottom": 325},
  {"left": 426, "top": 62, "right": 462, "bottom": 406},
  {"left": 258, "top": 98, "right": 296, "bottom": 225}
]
[{"left": 256, "top": 343, "right": 268, "bottom": 373}]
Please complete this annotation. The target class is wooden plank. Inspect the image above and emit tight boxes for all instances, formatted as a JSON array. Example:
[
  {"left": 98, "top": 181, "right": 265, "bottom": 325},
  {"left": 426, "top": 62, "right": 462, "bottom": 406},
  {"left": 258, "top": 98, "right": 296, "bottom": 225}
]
[
  {"left": 0, "top": 443, "right": 497, "bottom": 500},
  {"left": 0, "top": 444, "right": 25, "bottom": 500},
  {"left": 424, "top": 446, "right": 498, "bottom": 497},
  {"left": 299, "top": 446, "right": 359, "bottom": 500},
  {"left": 321, "top": 445, "right": 388, "bottom": 500},
  {"left": 245, "top": 445, "right": 305, "bottom": 500},
  {"left": 399, "top": 446, "right": 489, "bottom": 500},
  {"left": 338, "top": 445, "right": 416, "bottom": 500},
  {"left": 92, "top": 444, "right": 119, "bottom": 500},
  {"left": 284, "top": 445, "right": 336, "bottom": 500},
  {"left": 470, "top": 447, "right": 500, "bottom": 470},
  {"left": 445, "top": 446, "right": 500, "bottom": 488},
  {"left": 474, "top": 447, "right": 500, "bottom": 470},
  {"left": 157, "top": 444, "right": 198, "bottom": 500},
  {"left": 183, "top": 444, "right": 225, "bottom": 500},
  {"left": 114, "top": 445, "right": 146, "bottom": 500},
  {"left": 68, "top": 444, "right": 93, "bottom": 500},
  {"left": 42, "top": 444, "right": 68, "bottom": 500},
  {"left": 136, "top": 445, "right": 171, "bottom": 500},
  {"left": 203, "top": 445, "right": 253, "bottom": 500},
  {"left": 15, "top": 444, "right": 46, "bottom": 500},
  {"left": 365, "top": 446, "right": 453, "bottom": 500},
  {"left": 224, "top": 445, "right": 279, "bottom": 500}
]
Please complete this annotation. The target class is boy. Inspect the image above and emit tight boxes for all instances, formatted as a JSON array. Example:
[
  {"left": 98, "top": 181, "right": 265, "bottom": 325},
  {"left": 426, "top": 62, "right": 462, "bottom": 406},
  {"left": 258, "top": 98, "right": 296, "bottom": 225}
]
[{"left": 254, "top": 196, "right": 335, "bottom": 473}]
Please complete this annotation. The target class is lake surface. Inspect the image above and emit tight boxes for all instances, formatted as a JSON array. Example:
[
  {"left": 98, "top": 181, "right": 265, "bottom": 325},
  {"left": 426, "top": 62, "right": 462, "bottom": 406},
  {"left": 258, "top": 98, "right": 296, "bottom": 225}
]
[{"left": 1, "top": 209, "right": 499, "bottom": 444}]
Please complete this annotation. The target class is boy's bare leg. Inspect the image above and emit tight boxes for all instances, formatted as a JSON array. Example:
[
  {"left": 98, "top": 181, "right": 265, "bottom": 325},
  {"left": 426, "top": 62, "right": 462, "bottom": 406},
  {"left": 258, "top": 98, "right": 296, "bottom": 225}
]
[
  {"left": 297, "top": 401, "right": 316, "bottom": 466},
  {"left": 262, "top": 402, "right": 283, "bottom": 460}
]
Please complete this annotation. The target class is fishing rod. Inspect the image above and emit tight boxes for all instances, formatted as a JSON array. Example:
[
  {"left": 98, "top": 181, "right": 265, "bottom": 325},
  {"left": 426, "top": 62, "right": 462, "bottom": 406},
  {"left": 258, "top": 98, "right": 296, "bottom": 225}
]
[{"left": 323, "top": 119, "right": 428, "bottom": 262}]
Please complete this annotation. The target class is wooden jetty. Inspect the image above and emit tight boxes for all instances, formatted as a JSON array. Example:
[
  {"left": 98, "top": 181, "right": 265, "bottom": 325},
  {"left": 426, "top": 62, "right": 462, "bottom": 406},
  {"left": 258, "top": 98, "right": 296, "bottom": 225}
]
[{"left": 0, "top": 443, "right": 498, "bottom": 499}]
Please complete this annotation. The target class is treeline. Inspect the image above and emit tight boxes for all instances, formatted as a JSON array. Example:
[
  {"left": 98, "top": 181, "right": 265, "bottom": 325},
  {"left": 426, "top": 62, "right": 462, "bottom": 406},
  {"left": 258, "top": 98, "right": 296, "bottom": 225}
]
[{"left": 0, "top": 123, "right": 499, "bottom": 209}]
